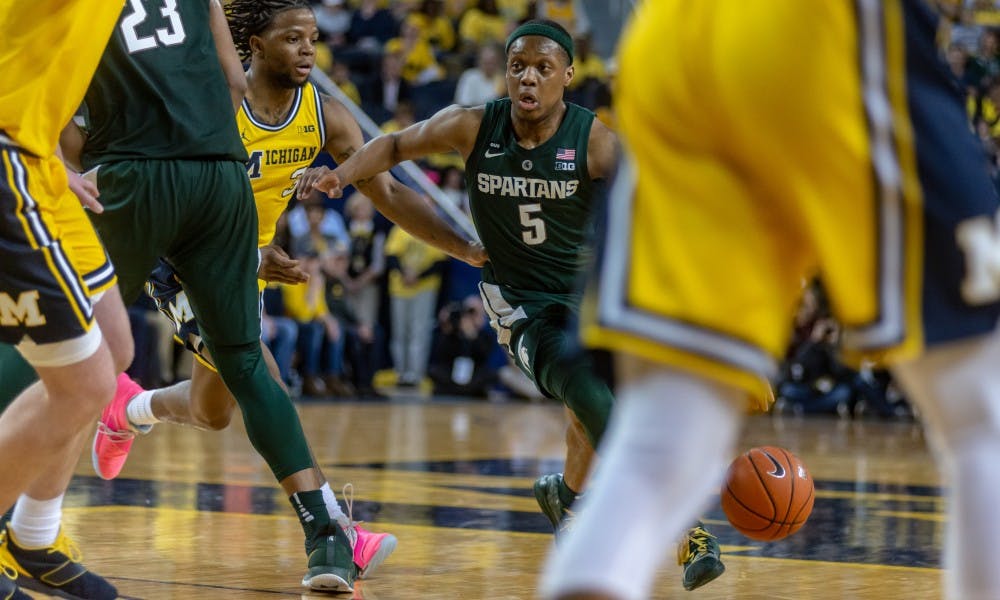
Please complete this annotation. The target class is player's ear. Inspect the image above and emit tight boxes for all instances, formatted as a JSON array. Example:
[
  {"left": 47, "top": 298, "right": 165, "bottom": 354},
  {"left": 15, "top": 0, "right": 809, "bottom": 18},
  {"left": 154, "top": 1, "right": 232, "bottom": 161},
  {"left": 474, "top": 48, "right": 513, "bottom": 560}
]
[
  {"left": 564, "top": 64, "right": 575, "bottom": 87},
  {"left": 248, "top": 34, "right": 265, "bottom": 57}
]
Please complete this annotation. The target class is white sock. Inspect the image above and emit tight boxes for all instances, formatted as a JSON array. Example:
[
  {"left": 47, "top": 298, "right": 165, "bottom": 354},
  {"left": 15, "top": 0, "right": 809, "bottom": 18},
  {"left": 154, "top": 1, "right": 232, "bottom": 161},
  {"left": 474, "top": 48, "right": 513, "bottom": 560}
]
[
  {"left": 540, "top": 368, "right": 744, "bottom": 600},
  {"left": 892, "top": 330, "right": 1000, "bottom": 600},
  {"left": 321, "top": 482, "right": 349, "bottom": 527},
  {"left": 10, "top": 494, "right": 63, "bottom": 548},
  {"left": 125, "top": 390, "right": 159, "bottom": 430}
]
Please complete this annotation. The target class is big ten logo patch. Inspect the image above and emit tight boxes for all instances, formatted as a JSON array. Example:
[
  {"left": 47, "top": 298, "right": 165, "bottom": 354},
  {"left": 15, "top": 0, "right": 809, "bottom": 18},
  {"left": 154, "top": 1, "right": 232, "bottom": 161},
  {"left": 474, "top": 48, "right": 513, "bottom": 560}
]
[
  {"left": 0, "top": 291, "right": 46, "bottom": 326},
  {"left": 297, "top": 124, "right": 316, "bottom": 133}
]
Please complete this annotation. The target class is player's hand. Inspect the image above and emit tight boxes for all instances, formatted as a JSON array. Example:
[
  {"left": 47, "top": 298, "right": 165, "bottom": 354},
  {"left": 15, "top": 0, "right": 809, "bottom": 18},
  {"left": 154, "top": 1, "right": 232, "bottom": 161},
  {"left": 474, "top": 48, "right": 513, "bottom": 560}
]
[
  {"left": 462, "top": 241, "right": 488, "bottom": 267},
  {"left": 258, "top": 245, "right": 310, "bottom": 284},
  {"left": 295, "top": 166, "right": 327, "bottom": 199},
  {"left": 68, "top": 169, "right": 103, "bottom": 213},
  {"left": 307, "top": 168, "right": 345, "bottom": 199}
]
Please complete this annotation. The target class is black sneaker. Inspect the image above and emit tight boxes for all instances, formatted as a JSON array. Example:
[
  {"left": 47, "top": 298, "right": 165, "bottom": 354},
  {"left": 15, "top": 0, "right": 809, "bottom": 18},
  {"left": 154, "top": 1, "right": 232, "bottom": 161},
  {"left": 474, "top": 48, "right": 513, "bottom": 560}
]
[
  {"left": 677, "top": 521, "right": 725, "bottom": 591},
  {"left": 533, "top": 473, "right": 575, "bottom": 536},
  {"left": 1, "top": 525, "right": 118, "bottom": 599}
]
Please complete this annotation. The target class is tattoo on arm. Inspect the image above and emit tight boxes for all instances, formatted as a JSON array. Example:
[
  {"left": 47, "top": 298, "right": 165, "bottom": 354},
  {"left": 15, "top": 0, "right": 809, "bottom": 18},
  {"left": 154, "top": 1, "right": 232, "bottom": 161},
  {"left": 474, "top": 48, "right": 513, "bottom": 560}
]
[
  {"left": 336, "top": 146, "right": 374, "bottom": 187},
  {"left": 335, "top": 147, "right": 355, "bottom": 163}
]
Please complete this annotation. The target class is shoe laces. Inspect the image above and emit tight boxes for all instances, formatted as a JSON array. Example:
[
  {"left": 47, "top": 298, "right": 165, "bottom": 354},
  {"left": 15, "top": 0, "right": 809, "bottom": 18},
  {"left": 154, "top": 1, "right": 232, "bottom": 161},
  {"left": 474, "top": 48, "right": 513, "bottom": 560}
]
[
  {"left": 677, "top": 525, "right": 716, "bottom": 566},
  {"left": 341, "top": 483, "right": 362, "bottom": 547},
  {"left": 96, "top": 421, "right": 135, "bottom": 442},
  {"left": 49, "top": 532, "right": 83, "bottom": 563}
]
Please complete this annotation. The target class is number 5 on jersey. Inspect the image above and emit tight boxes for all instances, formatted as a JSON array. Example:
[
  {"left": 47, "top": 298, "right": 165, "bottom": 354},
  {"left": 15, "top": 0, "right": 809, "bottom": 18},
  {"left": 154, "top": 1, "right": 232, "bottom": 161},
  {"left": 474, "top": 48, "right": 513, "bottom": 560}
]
[{"left": 520, "top": 203, "right": 546, "bottom": 245}]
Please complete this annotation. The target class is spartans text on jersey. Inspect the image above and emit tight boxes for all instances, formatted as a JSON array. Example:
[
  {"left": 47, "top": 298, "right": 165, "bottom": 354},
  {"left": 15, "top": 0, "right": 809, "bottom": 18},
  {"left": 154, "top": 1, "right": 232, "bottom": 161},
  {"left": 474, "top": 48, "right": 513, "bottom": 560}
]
[{"left": 476, "top": 173, "right": 579, "bottom": 199}]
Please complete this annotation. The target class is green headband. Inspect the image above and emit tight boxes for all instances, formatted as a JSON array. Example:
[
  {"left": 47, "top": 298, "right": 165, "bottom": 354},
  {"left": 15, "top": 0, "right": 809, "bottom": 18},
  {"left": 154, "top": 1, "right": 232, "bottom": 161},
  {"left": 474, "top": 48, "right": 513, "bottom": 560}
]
[{"left": 505, "top": 23, "right": 574, "bottom": 64}]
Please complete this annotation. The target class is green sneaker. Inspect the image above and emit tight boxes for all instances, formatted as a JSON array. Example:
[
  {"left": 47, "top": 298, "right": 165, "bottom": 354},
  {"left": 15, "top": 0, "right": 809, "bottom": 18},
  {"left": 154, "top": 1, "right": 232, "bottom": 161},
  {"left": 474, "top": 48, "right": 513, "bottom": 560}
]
[
  {"left": 677, "top": 522, "right": 725, "bottom": 591},
  {"left": 302, "top": 526, "right": 357, "bottom": 593},
  {"left": 533, "top": 473, "right": 575, "bottom": 535}
]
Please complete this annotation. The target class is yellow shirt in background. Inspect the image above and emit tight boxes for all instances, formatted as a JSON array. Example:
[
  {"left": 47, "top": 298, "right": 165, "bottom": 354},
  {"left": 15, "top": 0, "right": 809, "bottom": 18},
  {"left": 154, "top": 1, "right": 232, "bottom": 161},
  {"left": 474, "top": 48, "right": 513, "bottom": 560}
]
[
  {"left": 385, "top": 226, "right": 447, "bottom": 298},
  {"left": 281, "top": 280, "right": 329, "bottom": 321},
  {"left": 458, "top": 9, "right": 509, "bottom": 46}
]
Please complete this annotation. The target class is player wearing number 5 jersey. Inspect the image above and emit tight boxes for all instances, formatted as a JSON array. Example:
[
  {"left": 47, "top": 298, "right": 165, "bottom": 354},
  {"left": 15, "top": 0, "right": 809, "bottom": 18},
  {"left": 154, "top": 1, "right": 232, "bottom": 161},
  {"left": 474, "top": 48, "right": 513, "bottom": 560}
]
[{"left": 301, "top": 19, "right": 725, "bottom": 591}]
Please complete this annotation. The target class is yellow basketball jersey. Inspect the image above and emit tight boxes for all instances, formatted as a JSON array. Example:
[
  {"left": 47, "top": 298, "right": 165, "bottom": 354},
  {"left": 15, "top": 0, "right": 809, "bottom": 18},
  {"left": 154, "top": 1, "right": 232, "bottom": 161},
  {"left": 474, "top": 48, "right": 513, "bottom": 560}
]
[
  {"left": 0, "top": 0, "right": 123, "bottom": 157},
  {"left": 237, "top": 82, "right": 326, "bottom": 248}
]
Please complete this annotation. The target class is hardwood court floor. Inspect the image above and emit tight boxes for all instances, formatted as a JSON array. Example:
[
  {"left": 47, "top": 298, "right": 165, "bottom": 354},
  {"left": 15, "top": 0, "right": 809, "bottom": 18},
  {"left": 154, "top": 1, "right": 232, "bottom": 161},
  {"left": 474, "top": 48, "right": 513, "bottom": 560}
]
[{"left": 45, "top": 398, "right": 945, "bottom": 599}]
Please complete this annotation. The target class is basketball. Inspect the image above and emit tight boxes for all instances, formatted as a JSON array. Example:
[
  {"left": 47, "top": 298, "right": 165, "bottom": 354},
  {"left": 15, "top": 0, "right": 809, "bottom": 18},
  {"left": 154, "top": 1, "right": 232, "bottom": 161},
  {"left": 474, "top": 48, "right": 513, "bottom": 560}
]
[{"left": 720, "top": 446, "right": 815, "bottom": 542}]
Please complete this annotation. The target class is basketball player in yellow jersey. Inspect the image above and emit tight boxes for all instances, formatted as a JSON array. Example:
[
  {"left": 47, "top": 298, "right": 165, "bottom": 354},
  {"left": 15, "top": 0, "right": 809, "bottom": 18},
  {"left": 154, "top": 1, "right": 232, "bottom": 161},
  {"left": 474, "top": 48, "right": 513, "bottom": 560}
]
[
  {"left": 91, "top": 0, "right": 485, "bottom": 580},
  {"left": 0, "top": 2, "right": 137, "bottom": 598},
  {"left": 542, "top": 1, "right": 1000, "bottom": 599}
]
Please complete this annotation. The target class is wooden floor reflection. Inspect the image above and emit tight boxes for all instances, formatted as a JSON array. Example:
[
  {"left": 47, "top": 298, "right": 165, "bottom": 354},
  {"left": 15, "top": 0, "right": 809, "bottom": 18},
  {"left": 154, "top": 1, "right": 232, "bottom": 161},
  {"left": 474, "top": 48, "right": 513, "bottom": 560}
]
[{"left": 50, "top": 398, "right": 944, "bottom": 599}]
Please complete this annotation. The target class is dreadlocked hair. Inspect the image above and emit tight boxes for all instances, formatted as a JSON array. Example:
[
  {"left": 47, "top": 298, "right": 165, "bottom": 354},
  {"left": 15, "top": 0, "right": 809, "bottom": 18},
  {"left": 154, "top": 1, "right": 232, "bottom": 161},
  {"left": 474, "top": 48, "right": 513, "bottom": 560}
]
[{"left": 225, "top": 0, "right": 312, "bottom": 61}]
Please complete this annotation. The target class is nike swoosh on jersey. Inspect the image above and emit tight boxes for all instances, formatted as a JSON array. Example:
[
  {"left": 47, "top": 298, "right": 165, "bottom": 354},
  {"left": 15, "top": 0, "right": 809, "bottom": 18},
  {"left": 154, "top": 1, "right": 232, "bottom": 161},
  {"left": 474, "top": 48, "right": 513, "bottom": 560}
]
[{"left": 484, "top": 150, "right": 504, "bottom": 158}]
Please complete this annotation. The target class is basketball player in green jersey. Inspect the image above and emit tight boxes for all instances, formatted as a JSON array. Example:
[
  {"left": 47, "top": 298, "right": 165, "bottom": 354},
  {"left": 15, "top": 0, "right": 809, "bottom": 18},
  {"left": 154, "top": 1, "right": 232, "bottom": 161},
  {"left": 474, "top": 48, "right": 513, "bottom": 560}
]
[
  {"left": 85, "top": 0, "right": 483, "bottom": 580},
  {"left": 63, "top": 0, "right": 359, "bottom": 592},
  {"left": 300, "top": 19, "right": 725, "bottom": 591}
]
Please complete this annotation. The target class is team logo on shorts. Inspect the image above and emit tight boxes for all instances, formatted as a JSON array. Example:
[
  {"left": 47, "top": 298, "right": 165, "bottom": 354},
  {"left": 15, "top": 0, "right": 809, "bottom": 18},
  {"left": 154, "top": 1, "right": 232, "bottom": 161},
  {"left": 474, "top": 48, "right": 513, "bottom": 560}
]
[
  {"left": 516, "top": 336, "right": 531, "bottom": 370},
  {"left": 0, "top": 291, "right": 46, "bottom": 327}
]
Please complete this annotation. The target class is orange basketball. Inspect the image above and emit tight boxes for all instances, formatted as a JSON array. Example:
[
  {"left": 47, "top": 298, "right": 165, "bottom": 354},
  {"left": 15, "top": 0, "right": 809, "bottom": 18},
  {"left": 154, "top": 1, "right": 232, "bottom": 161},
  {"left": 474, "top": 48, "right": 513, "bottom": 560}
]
[{"left": 720, "top": 446, "right": 814, "bottom": 542}]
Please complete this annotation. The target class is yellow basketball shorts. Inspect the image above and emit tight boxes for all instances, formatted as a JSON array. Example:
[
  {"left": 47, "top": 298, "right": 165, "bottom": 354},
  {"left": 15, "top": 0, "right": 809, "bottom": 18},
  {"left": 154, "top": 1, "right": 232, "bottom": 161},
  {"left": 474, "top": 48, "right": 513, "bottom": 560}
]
[
  {"left": 582, "top": 0, "right": 1000, "bottom": 408},
  {"left": 0, "top": 147, "right": 113, "bottom": 347}
]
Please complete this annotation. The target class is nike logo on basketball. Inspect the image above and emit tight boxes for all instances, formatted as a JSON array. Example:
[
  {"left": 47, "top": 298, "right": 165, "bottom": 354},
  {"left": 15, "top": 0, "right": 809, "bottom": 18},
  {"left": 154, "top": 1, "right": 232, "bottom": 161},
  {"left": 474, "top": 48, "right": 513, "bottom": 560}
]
[
  {"left": 484, "top": 150, "right": 504, "bottom": 158},
  {"left": 764, "top": 451, "right": 786, "bottom": 478}
]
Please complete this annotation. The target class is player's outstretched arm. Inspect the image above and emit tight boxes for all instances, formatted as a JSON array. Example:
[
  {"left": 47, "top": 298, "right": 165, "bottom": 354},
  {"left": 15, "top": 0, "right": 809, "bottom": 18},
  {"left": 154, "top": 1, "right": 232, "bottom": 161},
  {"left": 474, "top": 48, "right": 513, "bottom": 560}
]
[
  {"left": 307, "top": 97, "right": 487, "bottom": 267},
  {"left": 304, "top": 103, "right": 482, "bottom": 198}
]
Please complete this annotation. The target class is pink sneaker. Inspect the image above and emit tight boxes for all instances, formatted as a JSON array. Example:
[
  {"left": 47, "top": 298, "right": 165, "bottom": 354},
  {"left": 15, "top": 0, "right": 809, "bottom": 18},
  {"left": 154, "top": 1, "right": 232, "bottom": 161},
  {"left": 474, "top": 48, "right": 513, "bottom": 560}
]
[
  {"left": 91, "top": 373, "right": 145, "bottom": 480},
  {"left": 339, "top": 483, "right": 397, "bottom": 579},
  {"left": 352, "top": 524, "right": 397, "bottom": 579}
]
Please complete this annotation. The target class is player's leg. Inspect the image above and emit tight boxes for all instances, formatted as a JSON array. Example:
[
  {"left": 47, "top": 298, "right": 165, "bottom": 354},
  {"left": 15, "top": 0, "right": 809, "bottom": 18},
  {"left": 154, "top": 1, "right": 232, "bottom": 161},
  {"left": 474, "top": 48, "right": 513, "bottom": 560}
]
[
  {"left": 0, "top": 194, "right": 116, "bottom": 599},
  {"left": 168, "top": 160, "right": 359, "bottom": 590},
  {"left": 830, "top": 3, "right": 1000, "bottom": 599},
  {"left": 93, "top": 260, "right": 397, "bottom": 578},
  {"left": 540, "top": 355, "right": 745, "bottom": 600},
  {"left": 524, "top": 319, "right": 612, "bottom": 529},
  {"left": 0, "top": 152, "right": 130, "bottom": 598},
  {"left": 890, "top": 333, "right": 1000, "bottom": 600},
  {"left": 562, "top": 409, "right": 593, "bottom": 502},
  {"left": 5, "top": 289, "right": 131, "bottom": 600}
]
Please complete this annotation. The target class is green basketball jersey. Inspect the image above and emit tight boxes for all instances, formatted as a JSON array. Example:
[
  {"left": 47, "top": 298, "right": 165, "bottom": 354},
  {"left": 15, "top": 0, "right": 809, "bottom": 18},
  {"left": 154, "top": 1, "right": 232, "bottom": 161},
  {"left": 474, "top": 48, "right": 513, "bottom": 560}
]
[
  {"left": 81, "top": 0, "right": 247, "bottom": 168},
  {"left": 465, "top": 98, "right": 596, "bottom": 295}
]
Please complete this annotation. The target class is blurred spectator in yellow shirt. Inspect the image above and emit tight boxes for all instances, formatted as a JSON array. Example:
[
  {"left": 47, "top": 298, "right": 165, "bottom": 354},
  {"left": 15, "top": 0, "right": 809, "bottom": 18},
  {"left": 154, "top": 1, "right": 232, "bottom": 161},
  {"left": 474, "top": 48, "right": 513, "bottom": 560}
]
[
  {"left": 385, "top": 224, "right": 449, "bottom": 387},
  {"left": 406, "top": 0, "right": 456, "bottom": 52},
  {"left": 567, "top": 34, "right": 605, "bottom": 91},
  {"left": 385, "top": 20, "right": 445, "bottom": 84},
  {"left": 535, "top": 0, "right": 589, "bottom": 36},
  {"left": 459, "top": 0, "right": 509, "bottom": 50},
  {"left": 329, "top": 60, "right": 362, "bottom": 106}
]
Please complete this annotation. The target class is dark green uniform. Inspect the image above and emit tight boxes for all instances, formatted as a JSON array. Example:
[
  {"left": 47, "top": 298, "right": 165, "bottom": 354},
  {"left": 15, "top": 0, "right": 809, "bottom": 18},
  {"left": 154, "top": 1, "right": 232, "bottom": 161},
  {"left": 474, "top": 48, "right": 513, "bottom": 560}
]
[
  {"left": 81, "top": 0, "right": 314, "bottom": 486},
  {"left": 465, "top": 98, "right": 611, "bottom": 445}
]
